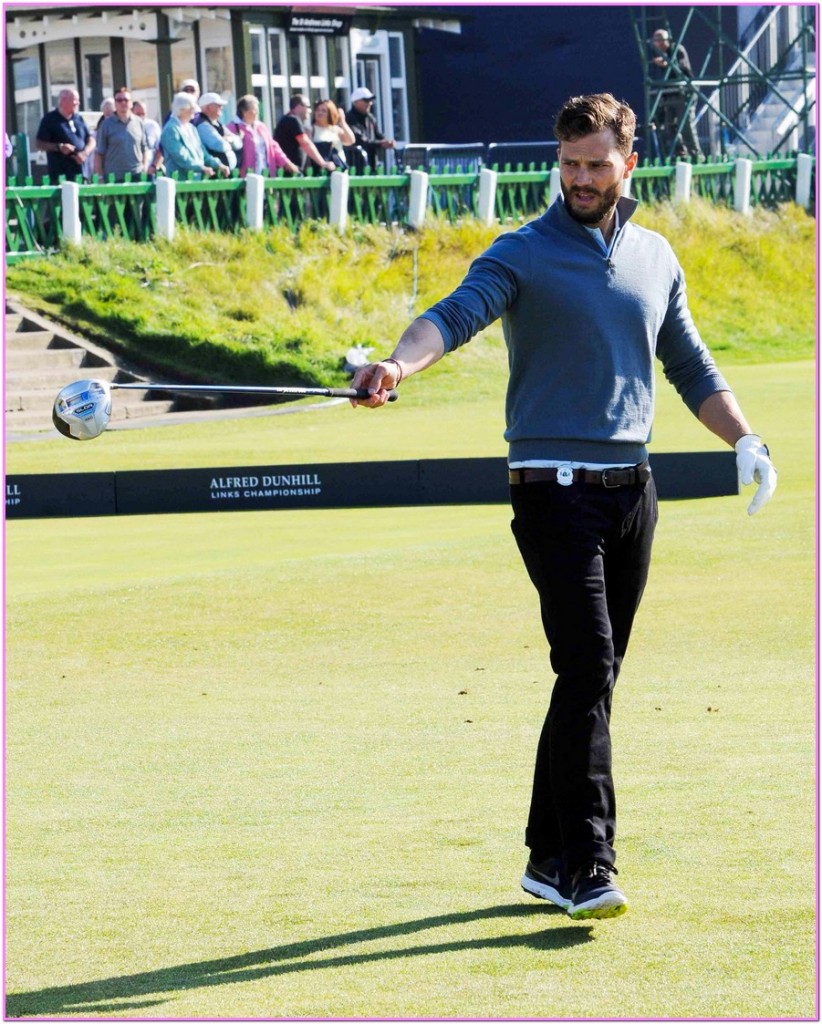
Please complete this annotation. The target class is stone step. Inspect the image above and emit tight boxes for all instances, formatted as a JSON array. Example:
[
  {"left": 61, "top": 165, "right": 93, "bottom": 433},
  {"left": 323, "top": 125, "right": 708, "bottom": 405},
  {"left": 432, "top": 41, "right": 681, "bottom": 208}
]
[
  {"left": 6, "top": 347, "right": 91, "bottom": 370},
  {"left": 6, "top": 397, "right": 177, "bottom": 433},
  {"left": 5, "top": 330, "right": 59, "bottom": 350},
  {"left": 9, "top": 365, "right": 124, "bottom": 391}
]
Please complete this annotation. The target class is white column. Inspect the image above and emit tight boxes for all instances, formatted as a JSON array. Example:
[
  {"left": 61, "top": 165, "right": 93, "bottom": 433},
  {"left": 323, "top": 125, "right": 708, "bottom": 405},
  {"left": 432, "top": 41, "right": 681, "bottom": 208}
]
[
  {"left": 60, "top": 180, "right": 82, "bottom": 245},
  {"left": 329, "top": 170, "right": 349, "bottom": 232},
  {"left": 477, "top": 167, "right": 497, "bottom": 226},
  {"left": 734, "top": 158, "right": 753, "bottom": 214},
  {"left": 154, "top": 176, "right": 176, "bottom": 240},
  {"left": 408, "top": 169, "right": 429, "bottom": 230},
  {"left": 796, "top": 153, "right": 813, "bottom": 208},
  {"left": 245, "top": 173, "right": 265, "bottom": 229},
  {"left": 548, "top": 167, "right": 561, "bottom": 206},
  {"left": 675, "top": 161, "right": 693, "bottom": 204}
]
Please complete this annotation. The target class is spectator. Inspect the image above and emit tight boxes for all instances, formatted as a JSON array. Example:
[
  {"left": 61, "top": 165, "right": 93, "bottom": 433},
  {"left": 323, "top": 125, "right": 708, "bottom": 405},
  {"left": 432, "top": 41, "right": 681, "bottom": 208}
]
[
  {"left": 195, "top": 92, "right": 242, "bottom": 171},
  {"left": 650, "top": 29, "right": 702, "bottom": 161},
  {"left": 133, "top": 99, "right": 162, "bottom": 171},
  {"left": 312, "top": 98, "right": 355, "bottom": 169},
  {"left": 159, "top": 92, "right": 227, "bottom": 179},
  {"left": 163, "top": 79, "right": 200, "bottom": 126},
  {"left": 345, "top": 87, "right": 395, "bottom": 171},
  {"left": 35, "top": 88, "right": 95, "bottom": 181},
  {"left": 96, "top": 97, "right": 116, "bottom": 132},
  {"left": 229, "top": 95, "right": 301, "bottom": 177},
  {"left": 274, "top": 94, "right": 335, "bottom": 174},
  {"left": 94, "top": 87, "right": 148, "bottom": 180}
]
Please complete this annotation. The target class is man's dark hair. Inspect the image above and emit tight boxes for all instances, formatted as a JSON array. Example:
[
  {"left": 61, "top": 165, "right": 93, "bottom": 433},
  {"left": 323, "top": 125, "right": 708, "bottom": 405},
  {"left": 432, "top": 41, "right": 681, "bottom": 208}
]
[
  {"left": 289, "top": 94, "right": 310, "bottom": 111},
  {"left": 553, "top": 93, "right": 636, "bottom": 157}
]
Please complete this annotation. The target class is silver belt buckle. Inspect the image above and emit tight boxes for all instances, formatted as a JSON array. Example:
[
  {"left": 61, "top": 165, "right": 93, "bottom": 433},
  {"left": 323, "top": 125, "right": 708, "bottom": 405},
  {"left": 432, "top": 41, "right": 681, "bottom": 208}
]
[{"left": 556, "top": 464, "right": 574, "bottom": 487}]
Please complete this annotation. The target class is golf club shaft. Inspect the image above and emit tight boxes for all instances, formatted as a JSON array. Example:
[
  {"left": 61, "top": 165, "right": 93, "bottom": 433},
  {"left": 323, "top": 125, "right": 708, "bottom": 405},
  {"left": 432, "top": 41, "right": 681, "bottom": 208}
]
[{"left": 109, "top": 383, "right": 399, "bottom": 401}]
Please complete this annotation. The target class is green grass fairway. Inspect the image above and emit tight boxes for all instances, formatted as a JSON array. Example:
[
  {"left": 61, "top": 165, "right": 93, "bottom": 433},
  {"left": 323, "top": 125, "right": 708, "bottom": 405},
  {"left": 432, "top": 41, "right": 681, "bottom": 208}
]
[{"left": 5, "top": 361, "right": 815, "bottom": 1018}]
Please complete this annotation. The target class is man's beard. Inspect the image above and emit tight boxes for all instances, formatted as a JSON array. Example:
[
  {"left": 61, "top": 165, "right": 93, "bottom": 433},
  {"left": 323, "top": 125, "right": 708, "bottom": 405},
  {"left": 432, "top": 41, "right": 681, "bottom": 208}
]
[{"left": 560, "top": 179, "right": 622, "bottom": 226}]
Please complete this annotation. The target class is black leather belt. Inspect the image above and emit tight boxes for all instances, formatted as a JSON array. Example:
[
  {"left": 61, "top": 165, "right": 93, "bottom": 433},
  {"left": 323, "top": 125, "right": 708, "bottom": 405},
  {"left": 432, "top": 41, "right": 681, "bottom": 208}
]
[{"left": 509, "top": 460, "right": 651, "bottom": 489}]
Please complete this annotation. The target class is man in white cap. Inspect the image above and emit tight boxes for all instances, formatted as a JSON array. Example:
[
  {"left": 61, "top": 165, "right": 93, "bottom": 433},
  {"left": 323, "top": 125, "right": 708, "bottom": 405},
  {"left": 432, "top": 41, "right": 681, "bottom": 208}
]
[
  {"left": 194, "top": 92, "right": 242, "bottom": 170},
  {"left": 346, "top": 86, "right": 395, "bottom": 170}
]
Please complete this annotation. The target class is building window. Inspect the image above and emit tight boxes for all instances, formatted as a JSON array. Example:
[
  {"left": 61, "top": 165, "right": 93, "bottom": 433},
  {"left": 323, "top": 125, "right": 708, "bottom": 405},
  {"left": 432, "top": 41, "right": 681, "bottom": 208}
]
[
  {"left": 79, "top": 38, "right": 113, "bottom": 113},
  {"left": 387, "top": 32, "right": 408, "bottom": 143},
  {"left": 45, "top": 40, "right": 76, "bottom": 108},
  {"left": 10, "top": 46, "right": 42, "bottom": 159}
]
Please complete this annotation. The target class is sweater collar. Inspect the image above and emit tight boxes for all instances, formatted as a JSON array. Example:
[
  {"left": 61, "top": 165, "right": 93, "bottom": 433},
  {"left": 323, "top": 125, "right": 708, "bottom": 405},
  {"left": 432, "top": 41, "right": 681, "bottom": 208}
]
[{"left": 553, "top": 193, "right": 639, "bottom": 231}]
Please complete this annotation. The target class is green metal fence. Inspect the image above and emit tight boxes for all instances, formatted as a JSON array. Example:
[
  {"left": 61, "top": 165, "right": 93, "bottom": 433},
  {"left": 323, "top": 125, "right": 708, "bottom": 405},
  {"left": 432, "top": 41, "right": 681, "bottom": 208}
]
[
  {"left": 4, "top": 155, "right": 812, "bottom": 264},
  {"left": 348, "top": 170, "right": 410, "bottom": 226},
  {"left": 495, "top": 166, "right": 552, "bottom": 222}
]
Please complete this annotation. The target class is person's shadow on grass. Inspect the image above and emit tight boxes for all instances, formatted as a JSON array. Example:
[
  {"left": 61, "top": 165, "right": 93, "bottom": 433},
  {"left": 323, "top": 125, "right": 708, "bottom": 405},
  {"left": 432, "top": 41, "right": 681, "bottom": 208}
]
[{"left": 6, "top": 902, "right": 593, "bottom": 1017}]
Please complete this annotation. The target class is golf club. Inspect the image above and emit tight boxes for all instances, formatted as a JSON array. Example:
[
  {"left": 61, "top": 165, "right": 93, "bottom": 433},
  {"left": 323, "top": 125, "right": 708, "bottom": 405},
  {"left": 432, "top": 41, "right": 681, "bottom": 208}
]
[{"left": 52, "top": 378, "right": 399, "bottom": 441}]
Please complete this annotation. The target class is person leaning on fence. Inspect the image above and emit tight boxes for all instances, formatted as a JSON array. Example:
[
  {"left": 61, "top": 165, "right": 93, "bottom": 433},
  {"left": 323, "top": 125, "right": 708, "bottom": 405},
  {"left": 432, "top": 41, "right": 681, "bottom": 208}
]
[
  {"left": 312, "top": 99, "right": 355, "bottom": 170},
  {"left": 650, "top": 29, "right": 702, "bottom": 161},
  {"left": 229, "top": 95, "right": 301, "bottom": 178},
  {"left": 345, "top": 87, "right": 395, "bottom": 172},
  {"left": 194, "top": 92, "right": 243, "bottom": 172},
  {"left": 35, "top": 89, "right": 95, "bottom": 181},
  {"left": 159, "top": 93, "right": 228, "bottom": 179},
  {"left": 274, "top": 95, "right": 336, "bottom": 174},
  {"left": 94, "top": 87, "right": 148, "bottom": 181}
]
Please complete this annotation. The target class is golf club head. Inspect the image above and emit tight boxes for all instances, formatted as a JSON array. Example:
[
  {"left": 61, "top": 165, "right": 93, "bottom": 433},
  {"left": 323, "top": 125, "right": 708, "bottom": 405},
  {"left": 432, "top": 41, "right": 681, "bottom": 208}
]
[{"left": 52, "top": 379, "right": 112, "bottom": 440}]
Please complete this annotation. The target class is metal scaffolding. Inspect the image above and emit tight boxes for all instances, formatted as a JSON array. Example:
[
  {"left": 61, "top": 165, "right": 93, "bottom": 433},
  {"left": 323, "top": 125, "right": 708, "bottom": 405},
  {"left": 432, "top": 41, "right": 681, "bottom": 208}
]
[{"left": 631, "top": 5, "right": 817, "bottom": 161}]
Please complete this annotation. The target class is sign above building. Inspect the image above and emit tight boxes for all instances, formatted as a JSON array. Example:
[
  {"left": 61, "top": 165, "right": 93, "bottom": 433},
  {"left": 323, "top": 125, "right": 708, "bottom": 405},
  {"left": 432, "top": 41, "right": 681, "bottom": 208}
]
[{"left": 286, "top": 11, "right": 353, "bottom": 35}]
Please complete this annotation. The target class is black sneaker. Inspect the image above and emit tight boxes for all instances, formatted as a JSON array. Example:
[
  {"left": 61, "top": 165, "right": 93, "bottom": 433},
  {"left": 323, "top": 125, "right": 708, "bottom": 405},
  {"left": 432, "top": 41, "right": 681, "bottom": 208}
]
[
  {"left": 568, "top": 861, "right": 628, "bottom": 920},
  {"left": 521, "top": 856, "right": 573, "bottom": 910}
]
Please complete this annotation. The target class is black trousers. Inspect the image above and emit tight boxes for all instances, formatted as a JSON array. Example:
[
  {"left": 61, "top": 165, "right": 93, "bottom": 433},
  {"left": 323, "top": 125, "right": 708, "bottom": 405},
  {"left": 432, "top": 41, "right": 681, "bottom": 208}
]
[{"left": 510, "top": 474, "right": 658, "bottom": 875}]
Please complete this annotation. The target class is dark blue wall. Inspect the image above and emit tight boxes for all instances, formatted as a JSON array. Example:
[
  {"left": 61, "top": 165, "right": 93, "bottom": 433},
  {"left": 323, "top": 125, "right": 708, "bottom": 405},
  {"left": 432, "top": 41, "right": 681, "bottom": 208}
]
[{"left": 414, "top": 6, "right": 644, "bottom": 144}]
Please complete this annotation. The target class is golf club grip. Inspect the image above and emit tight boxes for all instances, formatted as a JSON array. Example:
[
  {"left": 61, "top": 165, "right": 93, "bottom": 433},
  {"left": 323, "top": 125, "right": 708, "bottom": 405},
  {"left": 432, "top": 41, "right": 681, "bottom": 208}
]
[{"left": 339, "top": 388, "right": 399, "bottom": 402}]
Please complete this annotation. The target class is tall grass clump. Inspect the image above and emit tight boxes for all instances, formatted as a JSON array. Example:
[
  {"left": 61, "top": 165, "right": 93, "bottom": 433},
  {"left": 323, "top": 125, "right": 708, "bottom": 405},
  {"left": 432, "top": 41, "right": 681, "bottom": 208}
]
[{"left": 5, "top": 200, "right": 814, "bottom": 388}]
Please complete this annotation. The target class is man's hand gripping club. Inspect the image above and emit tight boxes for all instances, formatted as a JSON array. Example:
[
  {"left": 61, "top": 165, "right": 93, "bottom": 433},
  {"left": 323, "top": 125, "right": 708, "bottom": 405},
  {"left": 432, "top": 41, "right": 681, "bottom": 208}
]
[{"left": 349, "top": 318, "right": 446, "bottom": 408}]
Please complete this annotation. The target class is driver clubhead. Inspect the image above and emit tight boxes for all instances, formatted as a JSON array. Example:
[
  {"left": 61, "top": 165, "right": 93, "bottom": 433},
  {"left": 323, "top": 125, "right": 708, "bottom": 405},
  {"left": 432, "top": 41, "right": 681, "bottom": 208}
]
[{"left": 52, "top": 379, "right": 112, "bottom": 440}]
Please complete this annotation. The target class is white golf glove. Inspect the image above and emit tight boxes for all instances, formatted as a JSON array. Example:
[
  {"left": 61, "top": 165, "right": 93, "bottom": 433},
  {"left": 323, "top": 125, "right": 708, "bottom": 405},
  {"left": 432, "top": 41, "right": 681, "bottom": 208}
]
[{"left": 735, "top": 434, "right": 777, "bottom": 516}]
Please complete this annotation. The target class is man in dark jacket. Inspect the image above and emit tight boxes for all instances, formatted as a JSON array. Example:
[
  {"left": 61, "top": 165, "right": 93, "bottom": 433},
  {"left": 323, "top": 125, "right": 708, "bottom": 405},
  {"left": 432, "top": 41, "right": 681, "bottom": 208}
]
[
  {"left": 650, "top": 29, "right": 702, "bottom": 160},
  {"left": 35, "top": 89, "right": 95, "bottom": 180},
  {"left": 345, "top": 87, "right": 395, "bottom": 171}
]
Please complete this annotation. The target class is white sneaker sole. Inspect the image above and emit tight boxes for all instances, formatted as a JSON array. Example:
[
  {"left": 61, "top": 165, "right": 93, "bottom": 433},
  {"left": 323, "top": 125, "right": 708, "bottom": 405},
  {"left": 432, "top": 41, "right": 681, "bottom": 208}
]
[
  {"left": 521, "top": 872, "right": 573, "bottom": 911},
  {"left": 568, "top": 892, "right": 628, "bottom": 920}
]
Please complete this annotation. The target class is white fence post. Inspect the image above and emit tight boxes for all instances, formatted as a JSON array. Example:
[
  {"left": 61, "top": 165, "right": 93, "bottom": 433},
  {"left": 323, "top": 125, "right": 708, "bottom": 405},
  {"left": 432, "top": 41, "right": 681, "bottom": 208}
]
[
  {"left": 60, "top": 180, "right": 81, "bottom": 245},
  {"left": 675, "top": 161, "right": 693, "bottom": 204},
  {"left": 548, "top": 167, "right": 561, "bottom": 206},
  {"left": 734, "top": 158, "right": 753, "bottom": 214},
  {"left": 329, "top": 170, "right": 349, "bottom": 232},
  {"left": 408, "top": 169, "right": 429, "bottom": 229},
  {"left": 477, "top": 167, "right": 497, "bottom": 226},
  {"left": 796, "top": 153, "right": 813, "bottom": 208},
  {"left": 245, "top": 173, "right": 265, "bottom": 230},
  {"left": 154, "top": 176, "right": 176, "bottom": 240}
]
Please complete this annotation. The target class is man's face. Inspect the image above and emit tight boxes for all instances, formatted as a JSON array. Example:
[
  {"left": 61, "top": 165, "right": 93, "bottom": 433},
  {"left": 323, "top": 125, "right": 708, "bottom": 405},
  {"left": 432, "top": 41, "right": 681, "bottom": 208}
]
[
  {"left": 202, "top": 102, "right": 223, "bottom": 121},
  {"left": 559, "top": 129, "right": 637, "bottom": 231},
  {"left": 57, "top": 91, "right": 80, "bottom": 119},
  {"left": 652, "top": 33, "right": 670, "bottom": 53},
  {"left": 132, "top": 102, "right": 146, "bottom": 119},
  {"left": 114, "top": 92, "right": 132, "bottom": 118},
  {"left": 353, "top": 98, "right": 373, "bottom": 115}
]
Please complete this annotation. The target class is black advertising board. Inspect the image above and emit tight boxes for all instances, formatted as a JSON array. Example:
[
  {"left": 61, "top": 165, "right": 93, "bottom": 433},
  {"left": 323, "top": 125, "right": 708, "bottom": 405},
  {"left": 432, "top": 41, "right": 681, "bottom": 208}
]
[
  {"left": 5, "top": 472, "right": 116, "bottom": 519},
  {"left": 5, "top": 453, "right": 738, "bottom": 520}
]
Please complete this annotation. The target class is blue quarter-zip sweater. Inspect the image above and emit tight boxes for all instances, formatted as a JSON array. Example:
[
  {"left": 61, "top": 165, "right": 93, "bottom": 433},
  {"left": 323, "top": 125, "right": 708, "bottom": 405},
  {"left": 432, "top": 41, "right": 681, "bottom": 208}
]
[{"left": 420, "top": 195, "right": 730, "bottom": 465}]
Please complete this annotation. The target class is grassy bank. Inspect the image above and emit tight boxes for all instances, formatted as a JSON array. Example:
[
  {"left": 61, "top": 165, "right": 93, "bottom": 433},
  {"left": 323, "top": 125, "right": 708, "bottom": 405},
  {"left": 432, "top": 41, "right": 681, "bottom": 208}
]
[{"left": 5, "top": 201, "right": 815, "bottom": 389}]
